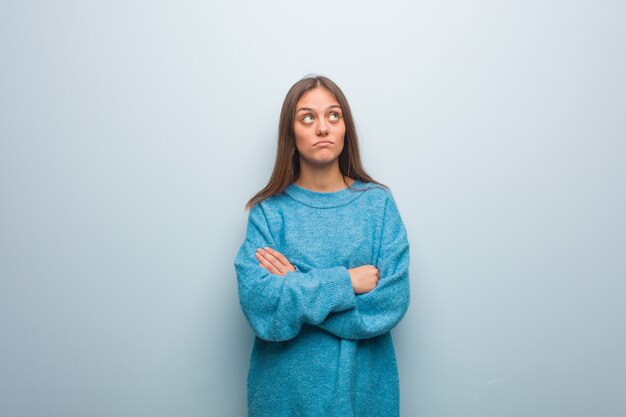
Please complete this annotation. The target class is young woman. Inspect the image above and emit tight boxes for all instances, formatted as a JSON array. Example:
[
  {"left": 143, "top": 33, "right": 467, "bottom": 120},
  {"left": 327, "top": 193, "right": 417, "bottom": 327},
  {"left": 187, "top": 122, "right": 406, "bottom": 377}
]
[{"left": 234, "top": 75, "right": 411, "bottom": 417}]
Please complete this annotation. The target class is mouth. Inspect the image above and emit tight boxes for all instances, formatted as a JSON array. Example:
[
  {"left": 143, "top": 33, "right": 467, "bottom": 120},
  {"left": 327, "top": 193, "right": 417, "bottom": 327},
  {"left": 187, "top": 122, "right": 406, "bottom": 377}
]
[{"left": 314, "top": 140, "right": 333, "bottom": 146}]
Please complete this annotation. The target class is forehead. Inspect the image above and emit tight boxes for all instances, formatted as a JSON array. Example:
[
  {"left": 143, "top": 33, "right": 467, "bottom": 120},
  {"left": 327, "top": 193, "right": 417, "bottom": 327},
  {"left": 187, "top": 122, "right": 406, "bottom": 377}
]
[{"left": 296, "top": 87, "right": 340, "bottom": 109}]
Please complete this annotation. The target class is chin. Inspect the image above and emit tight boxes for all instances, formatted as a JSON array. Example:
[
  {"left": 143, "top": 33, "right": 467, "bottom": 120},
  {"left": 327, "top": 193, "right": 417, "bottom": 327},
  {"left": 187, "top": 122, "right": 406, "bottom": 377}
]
[{"left": 303, "top": 154, "right": 339, "bottom": 165}]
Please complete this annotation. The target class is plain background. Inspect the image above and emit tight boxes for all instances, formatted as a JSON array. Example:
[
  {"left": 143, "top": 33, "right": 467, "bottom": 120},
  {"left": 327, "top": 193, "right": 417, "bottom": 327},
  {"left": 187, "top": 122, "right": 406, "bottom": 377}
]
[{"left": 1, "top": 1, "right": 625, "bottom": 416}]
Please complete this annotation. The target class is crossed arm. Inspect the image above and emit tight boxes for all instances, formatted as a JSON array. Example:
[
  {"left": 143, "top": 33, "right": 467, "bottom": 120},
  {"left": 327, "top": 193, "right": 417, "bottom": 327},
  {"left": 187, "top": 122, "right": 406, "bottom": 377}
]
[
  {"left": 255, "top": 246, "right": 379, "bottom": 296},
  {"left": 234, "top": 196, "right": 410, "bottom": 342}
]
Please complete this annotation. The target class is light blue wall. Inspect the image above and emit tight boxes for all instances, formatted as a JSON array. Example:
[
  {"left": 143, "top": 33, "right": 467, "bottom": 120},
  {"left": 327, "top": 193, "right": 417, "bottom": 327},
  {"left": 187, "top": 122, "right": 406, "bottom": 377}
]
[{"left": 1, "top": 1, "right": 624, "bottom": 416}]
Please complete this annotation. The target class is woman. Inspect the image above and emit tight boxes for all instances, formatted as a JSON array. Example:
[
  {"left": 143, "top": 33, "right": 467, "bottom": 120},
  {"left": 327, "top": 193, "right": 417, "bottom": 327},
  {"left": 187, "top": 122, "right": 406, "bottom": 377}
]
[{"left": 233, "top": 74, "right": 411, "bottom": 417}]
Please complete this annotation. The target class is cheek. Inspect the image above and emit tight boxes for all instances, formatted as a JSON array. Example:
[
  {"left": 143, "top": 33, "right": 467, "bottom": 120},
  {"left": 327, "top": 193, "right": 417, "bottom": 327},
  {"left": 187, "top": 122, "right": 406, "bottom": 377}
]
[
  {"left": 335, "top": 122, "right": 346, "bottom": 138},
  {"left": 293, "top": 125, "right": 304, "bottom": 143},
  {"left": 293, "top": 122, "right": 311, "bottom": 136},
  {"left": 293, "top": 126, "right": 308, "bottom": 151}
]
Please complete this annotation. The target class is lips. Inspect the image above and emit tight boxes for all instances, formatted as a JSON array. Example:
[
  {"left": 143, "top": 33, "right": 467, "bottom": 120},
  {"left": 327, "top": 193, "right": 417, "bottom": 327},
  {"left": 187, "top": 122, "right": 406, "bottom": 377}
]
[{"left": 315, "top": 141, "right": 333, "bottom": 146}]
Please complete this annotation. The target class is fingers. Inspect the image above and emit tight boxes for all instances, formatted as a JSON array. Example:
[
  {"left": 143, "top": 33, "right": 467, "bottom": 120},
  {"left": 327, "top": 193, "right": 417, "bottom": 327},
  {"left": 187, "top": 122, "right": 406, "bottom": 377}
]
[
  {"left": 256, "top": 251, "right": 281, "bottom": 274},
  {"left": 264, "top": 247, "right": 291, "bottom": 266},
  {"left": 255, "top": 247, "right": 284, "bottom": 275},
  {"left": 257, "top": 247, "right": 282, "bottom": 267},
  {"left": 264, "top": 247, "right": 296, "bottom": 273}
]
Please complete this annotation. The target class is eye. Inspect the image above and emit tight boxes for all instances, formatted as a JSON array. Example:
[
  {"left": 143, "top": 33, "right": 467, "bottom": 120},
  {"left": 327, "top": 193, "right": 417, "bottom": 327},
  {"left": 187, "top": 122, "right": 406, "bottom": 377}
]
[
  {"left": 329, "top": 112, "right": 341, "bottom": 121},
  {"left": 303, "top": 115, "right": 314, "bottom": 123}
]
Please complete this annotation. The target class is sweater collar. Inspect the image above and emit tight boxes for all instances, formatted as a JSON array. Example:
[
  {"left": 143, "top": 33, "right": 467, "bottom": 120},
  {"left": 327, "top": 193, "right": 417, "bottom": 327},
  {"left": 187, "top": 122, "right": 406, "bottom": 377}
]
[{"left": 283, "top": 179, "right": 370, "bottom": 208}]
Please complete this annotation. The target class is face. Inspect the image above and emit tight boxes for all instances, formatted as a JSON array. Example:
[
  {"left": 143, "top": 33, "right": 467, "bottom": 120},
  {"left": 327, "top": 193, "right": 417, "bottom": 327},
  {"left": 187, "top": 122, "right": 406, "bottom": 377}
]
[{"left": 293, "top": 87, "right": 346, "bottom": 166}]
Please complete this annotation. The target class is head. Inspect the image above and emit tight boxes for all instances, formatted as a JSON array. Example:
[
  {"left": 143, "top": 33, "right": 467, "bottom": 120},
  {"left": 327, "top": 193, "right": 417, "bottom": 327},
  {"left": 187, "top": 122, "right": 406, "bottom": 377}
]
[
  {"left": 292, "top": 86, "right": 346, "bottom": 168},
  {"left": 245, "top": 74, "right": 387, "bottom": 210}
]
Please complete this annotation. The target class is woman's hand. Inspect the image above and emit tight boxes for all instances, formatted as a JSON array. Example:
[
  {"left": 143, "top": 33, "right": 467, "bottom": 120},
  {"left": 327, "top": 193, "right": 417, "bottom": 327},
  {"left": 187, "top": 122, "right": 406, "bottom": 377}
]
[
  {"left": 348, "top": 265, "right": 380, "bottom": 294},
  {"left": 255, "top": 247, "right": 296, "bottom": 276},
  {"left": 255, "top": 247, "right": 379, "bottom": 294}
]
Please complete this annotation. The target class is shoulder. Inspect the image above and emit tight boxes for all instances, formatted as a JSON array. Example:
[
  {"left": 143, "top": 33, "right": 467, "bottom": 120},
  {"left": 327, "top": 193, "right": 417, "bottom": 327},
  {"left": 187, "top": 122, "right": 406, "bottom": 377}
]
[
  {"left": 248, "top": 192, "right": 290, "bottom": 225},
  {"left": 360, "top": 182, "right": 407, "bottom": 227},
  {"left": 358, "top": 181, "right": 396, "bottom": 206},
  {"left": 249, "top": 198, "right": 273, "bottom": 220}
]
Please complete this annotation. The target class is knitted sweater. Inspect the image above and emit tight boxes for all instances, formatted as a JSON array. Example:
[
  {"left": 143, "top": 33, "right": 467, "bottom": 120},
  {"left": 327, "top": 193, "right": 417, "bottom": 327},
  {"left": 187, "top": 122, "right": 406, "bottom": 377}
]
[{"left": 233, "top": 180, "right": 411, "bottom": 417}]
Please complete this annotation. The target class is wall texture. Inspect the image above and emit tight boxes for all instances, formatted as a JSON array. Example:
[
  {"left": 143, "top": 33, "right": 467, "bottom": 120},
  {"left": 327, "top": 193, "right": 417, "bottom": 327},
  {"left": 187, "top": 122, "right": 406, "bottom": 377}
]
[{"left": 1, "top": 1, "right": 624, "bottom": 416}]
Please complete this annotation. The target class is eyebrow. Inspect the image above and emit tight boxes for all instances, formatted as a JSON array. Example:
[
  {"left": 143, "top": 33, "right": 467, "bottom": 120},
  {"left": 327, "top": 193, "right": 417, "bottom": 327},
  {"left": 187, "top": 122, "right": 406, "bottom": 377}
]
[{"left": 296, "top": 105, "right": 342, "bottom": 113}]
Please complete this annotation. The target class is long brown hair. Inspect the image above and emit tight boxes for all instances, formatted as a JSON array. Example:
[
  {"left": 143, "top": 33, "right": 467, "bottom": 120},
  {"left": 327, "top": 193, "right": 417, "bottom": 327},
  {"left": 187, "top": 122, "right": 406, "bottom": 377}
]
[{"left": 245, "top": 74, "right": 388, "bottom": 210}]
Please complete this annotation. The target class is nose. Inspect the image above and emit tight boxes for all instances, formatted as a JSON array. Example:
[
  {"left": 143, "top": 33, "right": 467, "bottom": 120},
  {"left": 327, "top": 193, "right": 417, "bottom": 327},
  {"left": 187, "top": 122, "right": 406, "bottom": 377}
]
[{"left": 317, "top": 119, "right": 329, "bottom": 136}]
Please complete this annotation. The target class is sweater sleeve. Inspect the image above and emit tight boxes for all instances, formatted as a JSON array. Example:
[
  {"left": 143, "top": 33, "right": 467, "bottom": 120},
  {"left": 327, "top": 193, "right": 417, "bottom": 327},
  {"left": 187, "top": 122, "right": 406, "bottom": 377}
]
[
  {"left": 234, "top": 203, "right": 357, "bottom": 342},
  {"left": 314, "top": 193, "right": 411, "bottom": 340}
]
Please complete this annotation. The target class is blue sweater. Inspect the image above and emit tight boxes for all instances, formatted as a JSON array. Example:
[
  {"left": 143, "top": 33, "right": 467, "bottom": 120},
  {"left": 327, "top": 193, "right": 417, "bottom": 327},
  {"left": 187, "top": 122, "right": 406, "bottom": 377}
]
[{"left": 234, "top": 180, "right": 411, "bottom": 417}]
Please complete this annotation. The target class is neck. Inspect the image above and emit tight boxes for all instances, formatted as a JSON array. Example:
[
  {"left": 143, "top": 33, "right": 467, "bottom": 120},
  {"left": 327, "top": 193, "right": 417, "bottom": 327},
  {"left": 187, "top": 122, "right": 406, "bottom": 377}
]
[{"left": 295, "top": 164, "right": 353, "bottom": 193}]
